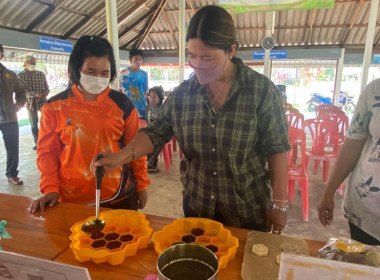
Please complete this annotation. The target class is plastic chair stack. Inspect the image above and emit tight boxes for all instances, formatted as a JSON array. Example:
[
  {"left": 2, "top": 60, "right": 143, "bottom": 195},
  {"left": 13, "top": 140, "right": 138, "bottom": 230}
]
[
  {"left": 285, "top": 107, "right": 305, "bottom": 164},
  {"left": 315, "top": 104, "right": 344, "bottom": 117},
  {"left": 317, "top": 109, "right": 348, "bottom": 147},
  {"left": 304, "top": 118, "right": 340, "bottom": 182},
  {"left": 287, "top": 128, "right": 309, "bottom": 221}
]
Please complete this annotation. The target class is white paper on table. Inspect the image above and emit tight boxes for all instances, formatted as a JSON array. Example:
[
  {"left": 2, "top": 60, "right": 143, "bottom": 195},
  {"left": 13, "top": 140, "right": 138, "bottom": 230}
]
[
  {"left": 279, "top": 253, "right": 380, "bottom": 280},
  {"left": 0, "top": 251, "right": 91, "bottom": 280}
]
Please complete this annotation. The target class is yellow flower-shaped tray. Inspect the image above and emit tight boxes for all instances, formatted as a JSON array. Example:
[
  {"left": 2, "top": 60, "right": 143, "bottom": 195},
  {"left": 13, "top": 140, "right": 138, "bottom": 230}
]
[
  {"left": 69, "top": 209, "right": 153, "bottom": 265},
  {"left": 151, "top": 217, "right": 239, "bottom": 269}
]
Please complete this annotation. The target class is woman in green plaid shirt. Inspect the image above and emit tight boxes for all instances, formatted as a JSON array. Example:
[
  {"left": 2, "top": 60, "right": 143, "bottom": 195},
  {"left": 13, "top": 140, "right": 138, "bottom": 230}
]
[{"left": 94, "top": 5, "right": 291, "bottom": 234}]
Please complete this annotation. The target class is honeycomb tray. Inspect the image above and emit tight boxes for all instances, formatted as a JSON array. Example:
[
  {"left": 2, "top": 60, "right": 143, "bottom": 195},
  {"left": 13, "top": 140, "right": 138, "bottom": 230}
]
[
  {"left": 69, "top": 209, "right": 153, "bottom": 265},
  {"left": 151, "top": 217, "right": 239, "bottom": 269}
]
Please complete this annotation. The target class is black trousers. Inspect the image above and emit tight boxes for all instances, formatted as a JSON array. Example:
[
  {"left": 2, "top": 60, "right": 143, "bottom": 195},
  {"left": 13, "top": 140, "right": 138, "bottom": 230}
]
[
  {"left": 27, "top": 108, "right": 39, "bottom": 144},
  {"left": 0, "top": 121, "right": 19, "bottom": 178},
  {"left": 183, "top": 196, "right": 267, "bottom": 231},
  {"left": 349, "top": 222, "right": 380, "bottom": 245},
  {"left": 106, "top": 191, "right": 139, "bottom": 211}
]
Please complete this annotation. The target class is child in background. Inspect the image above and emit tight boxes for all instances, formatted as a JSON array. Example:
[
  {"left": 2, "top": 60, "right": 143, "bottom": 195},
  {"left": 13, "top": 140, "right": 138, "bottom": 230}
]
[{"left": 146, "top": 86, "right": 164, "bottom": 172}]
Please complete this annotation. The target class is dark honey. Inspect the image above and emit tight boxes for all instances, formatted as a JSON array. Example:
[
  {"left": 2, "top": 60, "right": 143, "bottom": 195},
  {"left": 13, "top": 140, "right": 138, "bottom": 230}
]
[
  {"left": 205, "top": 245, "right": 218, "bottom": 253},
  {"left": 161, "top": 260, "right": 216, "bottom": 280},
  {"left": 90, "top": 232, "right": 105, "bottom": 239},
  {"left": 120, "top": 234, "right": 134, "bottom": 242},
  {"left": 191, "top": 228, "right": 205, "bottom": 236},
  {"left": 105, "top": 232, "right": 119, "bottom": 241},
  {"left": 181, "top": 235, "right": 196, "bottom": 243},
  {"left": 106, "top": 240, "right": 122, "bottom": 250},
  {"left": 91, "top": 240, "right": 107, "bottom": 248}
]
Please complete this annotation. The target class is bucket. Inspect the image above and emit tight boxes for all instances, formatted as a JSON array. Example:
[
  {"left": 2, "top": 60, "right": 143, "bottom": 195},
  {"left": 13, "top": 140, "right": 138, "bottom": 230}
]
[{"left": 157, "top": 243, "right": 219, "bottom": 280}]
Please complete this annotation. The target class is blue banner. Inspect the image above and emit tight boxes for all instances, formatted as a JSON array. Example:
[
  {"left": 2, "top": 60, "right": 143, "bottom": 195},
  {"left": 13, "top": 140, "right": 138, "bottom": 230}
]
[
  {"left": 39, "top": 36, "right": 73, "bottom": 53},
  {"left": 252, "top": 50, "right": 288, "bottom": 60},
  {"left": 373, "top": 54, "right": 380, "bottom": 64}
]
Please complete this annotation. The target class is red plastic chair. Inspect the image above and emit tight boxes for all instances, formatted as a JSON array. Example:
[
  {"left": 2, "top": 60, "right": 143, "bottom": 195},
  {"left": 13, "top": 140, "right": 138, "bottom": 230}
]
[
  {"left": 315, "top": 104, "right": 343, "bottom": 117},
  {"left": 283, "top": 102, "right": 293, "bottom": 111},
  {"left": 285, "top": 108, "right": 304, "bottom": 130},
  {"left": 285, "top": 108, "right": 305, "bottom": 164},
  {"left": 317, "top": 111, "right": 348, "bottom": 146},
  {"left": 304, "top": 118, "right": 340, "bottom": 182},
  {"left": 287, "top": 128, "right": 309, "bottom": 221},
  {"left": 160, "top": 142, "right": 173, "bottom": 173}
]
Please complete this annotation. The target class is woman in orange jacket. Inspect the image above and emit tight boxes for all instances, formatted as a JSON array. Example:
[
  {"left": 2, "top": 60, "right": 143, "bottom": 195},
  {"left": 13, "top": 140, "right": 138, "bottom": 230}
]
[{"left": 30, "top": 36, "right": 150, "bottom": 213}]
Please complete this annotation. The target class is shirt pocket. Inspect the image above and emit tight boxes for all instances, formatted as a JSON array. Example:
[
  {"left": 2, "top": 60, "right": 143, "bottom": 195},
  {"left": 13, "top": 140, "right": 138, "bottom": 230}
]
[{"left": 220, "top": 112, "right": 258, "bottom": 153}]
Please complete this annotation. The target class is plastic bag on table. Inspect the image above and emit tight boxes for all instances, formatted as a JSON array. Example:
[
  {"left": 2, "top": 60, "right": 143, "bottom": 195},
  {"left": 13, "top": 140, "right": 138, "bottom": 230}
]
[{"left": 318, "top": 237, "right": 380, "bottom": 267}]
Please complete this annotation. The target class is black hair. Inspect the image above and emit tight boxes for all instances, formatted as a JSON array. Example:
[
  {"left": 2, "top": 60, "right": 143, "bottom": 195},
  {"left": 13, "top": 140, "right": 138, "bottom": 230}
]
[
  {"left": 68, "top": 35, "right": 116, "bottom": 86},
  {"left": 186, "top": 5, "right": 239, "bottom": 54},
  {"left": 148, "top": 86, "right": 164, "bottom": 106},
  {"left": 129, "top": 48, "right": 144, "bottom": 60},
  {"left": 0, "top": 43, "right": 4, "bottom": 54}
]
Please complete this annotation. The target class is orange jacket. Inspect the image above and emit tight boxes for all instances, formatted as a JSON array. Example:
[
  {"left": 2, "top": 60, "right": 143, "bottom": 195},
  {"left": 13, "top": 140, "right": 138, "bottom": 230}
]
[{"left": 37, "top": 85, "right": 149, "bottom": 204}]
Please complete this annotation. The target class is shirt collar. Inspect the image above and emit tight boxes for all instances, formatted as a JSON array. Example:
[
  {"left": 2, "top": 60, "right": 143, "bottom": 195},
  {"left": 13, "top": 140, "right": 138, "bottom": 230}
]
[{"left": 71, "top": 84, "right": 111, "bottom": 103}]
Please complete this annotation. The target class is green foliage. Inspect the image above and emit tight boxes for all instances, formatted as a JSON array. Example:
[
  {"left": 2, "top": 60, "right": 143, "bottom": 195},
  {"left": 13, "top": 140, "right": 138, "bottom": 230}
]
[
  {"left": 150, "top": 68, "right": 163, "bottom": 80},
  {"left": 18, "top": 119, "right": 30, "bottom": 127},
  {"left": 167, "top": 68, "right": 179, "bottom": 81}
]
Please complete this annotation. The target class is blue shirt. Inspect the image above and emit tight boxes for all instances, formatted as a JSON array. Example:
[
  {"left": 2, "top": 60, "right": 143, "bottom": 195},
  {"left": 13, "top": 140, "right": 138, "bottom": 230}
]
[{"left": 121, "top": 67, "right": 148, "bottom": 118}]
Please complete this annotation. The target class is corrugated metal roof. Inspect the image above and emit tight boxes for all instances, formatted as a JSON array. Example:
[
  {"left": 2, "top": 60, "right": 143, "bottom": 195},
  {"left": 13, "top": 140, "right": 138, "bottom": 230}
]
[{"left": 0, "top": 0, "right": 379, "bottom": 54}]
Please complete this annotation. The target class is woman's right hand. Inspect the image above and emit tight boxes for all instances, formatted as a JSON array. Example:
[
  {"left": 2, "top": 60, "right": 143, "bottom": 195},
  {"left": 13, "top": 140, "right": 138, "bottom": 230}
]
[
  {"left": 91, "top": 150, "right": 131, "bottom": 173},
  {"left": 317, "top": 192, "right": 335, "bottom": 227},
  {"left": 29, "top": 192, "right": 60, "bottom": 213}
]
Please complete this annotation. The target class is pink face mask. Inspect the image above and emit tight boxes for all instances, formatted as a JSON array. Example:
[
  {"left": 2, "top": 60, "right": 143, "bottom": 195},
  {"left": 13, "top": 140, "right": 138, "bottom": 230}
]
[{"left": 189, "top": 53, "right": 229, "bottom": 85}]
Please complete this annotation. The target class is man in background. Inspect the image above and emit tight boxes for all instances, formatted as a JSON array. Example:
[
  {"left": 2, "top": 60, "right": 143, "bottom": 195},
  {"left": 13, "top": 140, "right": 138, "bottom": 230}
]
[
  {"left": 17, "top": 56, "right": 49, "bottom": 150},
  {"left": 120, "top": 49, "right": 148, "bottom": 119},
  {"left": 0, "top": 43, "right": 26, "bottom": 185}
]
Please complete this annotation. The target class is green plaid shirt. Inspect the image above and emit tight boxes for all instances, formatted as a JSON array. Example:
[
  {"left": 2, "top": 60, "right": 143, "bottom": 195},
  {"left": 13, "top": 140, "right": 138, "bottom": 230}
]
[{"left": 142, "top": 58, "right": 290, "bottom": 227}]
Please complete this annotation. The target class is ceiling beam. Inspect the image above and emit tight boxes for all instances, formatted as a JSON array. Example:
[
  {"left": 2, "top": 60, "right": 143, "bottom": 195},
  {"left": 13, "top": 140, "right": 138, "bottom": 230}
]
[
  {"left": 187, "top": 0, "right": 195, "bottom": 16},
  {"left": 62, "top": 2, "right": 105, "bottom": 39},
  {"left": 342, "top": 0, "right": 364, "bottom": 45},
  {"left": 306, "top": 9, "right": 317, "bottom": 46},
  {"left": 147, "top": 34, "right": 157, "bottom": 49},
  {"left": 121, "top": 32, "right": 142, "bottom": 49},
  {"left": 98, "top": 0, "right": 148, "bottom": 38},
  {"left": 135, "top": 0, "right": 168, "bottom": 49},
  {"left": 161, "top": 9, "right": 178, "bottom": 48},
  {"left": 118, "top": 8, "right": 157, "bottom": 46},
  {"left": 25, "top": 0, "right": 58, "bottom": 32}
]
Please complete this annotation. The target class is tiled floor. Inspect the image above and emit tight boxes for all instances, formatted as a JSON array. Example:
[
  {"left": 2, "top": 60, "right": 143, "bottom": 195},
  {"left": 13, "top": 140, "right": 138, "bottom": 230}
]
[{"left": 0, "top": 127, "right": 350, "bottom": 243}]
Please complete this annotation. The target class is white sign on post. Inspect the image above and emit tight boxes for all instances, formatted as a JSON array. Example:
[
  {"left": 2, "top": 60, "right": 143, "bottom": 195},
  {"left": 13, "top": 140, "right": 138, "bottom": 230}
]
[{"left": 0, "top": 251, "right": 91, "bottom": 280}]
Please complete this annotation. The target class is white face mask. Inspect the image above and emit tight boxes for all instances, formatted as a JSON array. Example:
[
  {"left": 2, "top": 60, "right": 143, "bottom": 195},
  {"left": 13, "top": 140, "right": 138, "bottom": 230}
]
[
  {"left": 28, "top": 65, "right": 36, "bottom": 71},
  {"left": 79, "top": 72, "right": 110, "bottom": 95}
]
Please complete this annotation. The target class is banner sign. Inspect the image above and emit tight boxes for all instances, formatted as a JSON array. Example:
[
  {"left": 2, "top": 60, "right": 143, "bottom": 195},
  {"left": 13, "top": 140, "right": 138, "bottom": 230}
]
[
  {"left": 373, "top": 54, "right": 380, "bottom": 64},
  {"left": 39, "top": 36, "right": 73, "bottom": 53},
  {"left": 218, "top": 0, "right": 335, "bottom": 14},
  {"left": 252, "top": 50, "right": 288, "bottom": 60}
]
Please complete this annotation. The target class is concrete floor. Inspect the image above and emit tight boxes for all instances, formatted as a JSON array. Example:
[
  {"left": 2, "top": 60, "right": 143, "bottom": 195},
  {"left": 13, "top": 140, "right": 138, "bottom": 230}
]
[{"left": 0, "top": 126, "right": 350, "bottom": 243}]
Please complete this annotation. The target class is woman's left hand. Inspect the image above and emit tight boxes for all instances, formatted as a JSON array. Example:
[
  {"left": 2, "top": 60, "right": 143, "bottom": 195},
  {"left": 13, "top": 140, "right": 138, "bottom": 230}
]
[{"left": 266, "top": 209, "right": 287, "bottom": 234}]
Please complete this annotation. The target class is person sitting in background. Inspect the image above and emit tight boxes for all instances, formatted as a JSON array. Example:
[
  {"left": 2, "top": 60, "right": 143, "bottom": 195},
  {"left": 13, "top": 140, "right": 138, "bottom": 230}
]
[
  {"left": 120, "top": 49, "right": 148, "bottom": 119},
  {"left": 0, "top": 43, "right": 26, "bottom": 185},
  {"left": 93, "top": 6, "right": 290, "bottom": 234},
  {"left": 146, "top": 86, "right": 164, "bottom": 172},
  {"left": 29, "top": 35, "right": 150, "bottom": 213},
  {"left": 318, "top": 78, "right": 380, "bottom": 245},
  {"left": 17, "top": 56, "right": 49, "bottom": 150}
]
